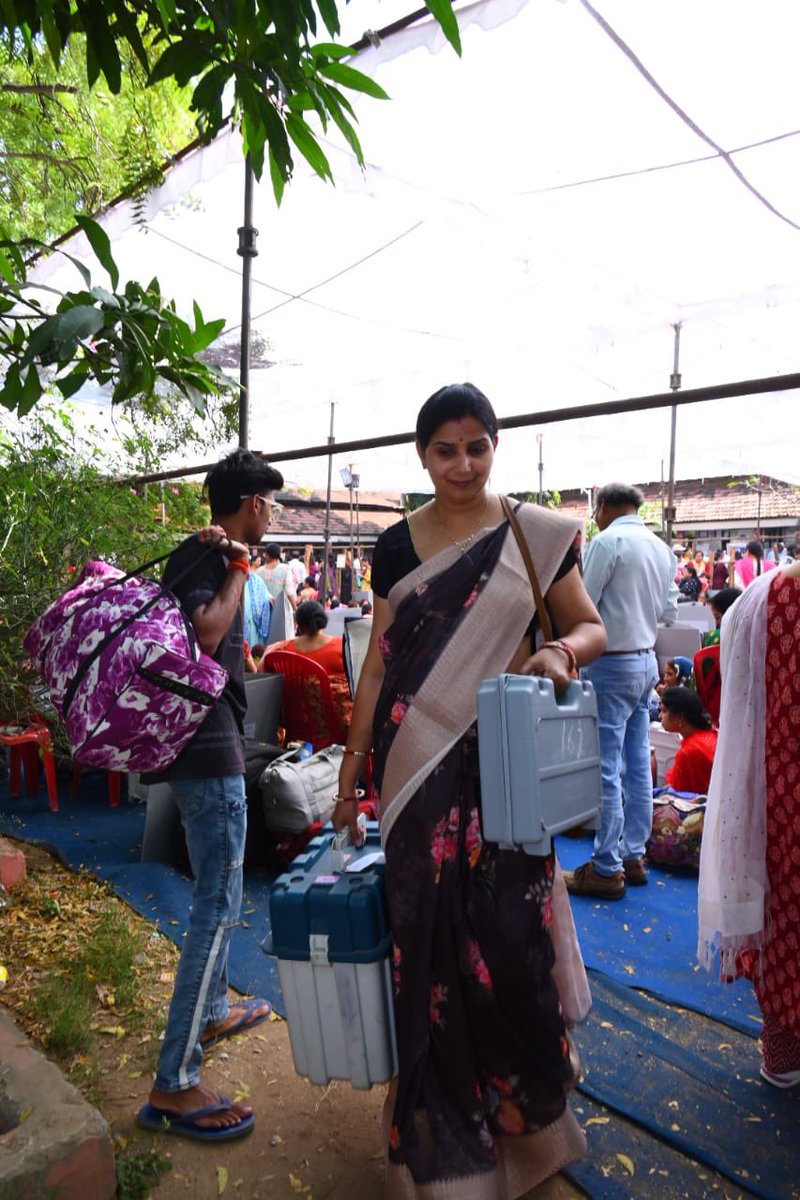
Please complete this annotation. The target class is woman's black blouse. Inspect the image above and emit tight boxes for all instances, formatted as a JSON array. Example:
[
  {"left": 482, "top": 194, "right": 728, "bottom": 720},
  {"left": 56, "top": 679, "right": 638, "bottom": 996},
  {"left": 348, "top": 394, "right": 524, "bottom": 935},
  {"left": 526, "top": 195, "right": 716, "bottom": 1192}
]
[{"left": 371, "top": 517, "right": 577, "bottom": 599}]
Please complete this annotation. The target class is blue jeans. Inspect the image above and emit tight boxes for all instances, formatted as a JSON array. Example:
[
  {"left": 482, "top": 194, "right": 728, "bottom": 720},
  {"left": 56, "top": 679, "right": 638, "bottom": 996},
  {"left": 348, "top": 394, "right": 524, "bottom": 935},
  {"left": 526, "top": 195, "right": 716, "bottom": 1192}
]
[
  {"left": 154, "top": 775, "right": 247, "bottom": 1092},
  {"left": 584, "top": 651, "right": 658, "bottom": 877}
]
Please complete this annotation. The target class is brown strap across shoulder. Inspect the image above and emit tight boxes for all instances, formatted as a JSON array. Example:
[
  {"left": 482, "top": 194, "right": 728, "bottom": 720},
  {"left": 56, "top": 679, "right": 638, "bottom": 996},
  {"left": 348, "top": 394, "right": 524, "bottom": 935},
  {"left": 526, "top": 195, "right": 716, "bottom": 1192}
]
[{"left": 499, "top": 495, "right": 554, "bottom": 643}]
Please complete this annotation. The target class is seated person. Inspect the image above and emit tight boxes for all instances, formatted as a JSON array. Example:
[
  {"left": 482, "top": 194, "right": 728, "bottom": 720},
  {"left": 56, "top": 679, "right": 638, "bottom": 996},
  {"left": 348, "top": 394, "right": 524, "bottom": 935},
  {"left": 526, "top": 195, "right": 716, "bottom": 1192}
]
[
  {"left": 656, "top": 656, "right": 692, "bottom": 694},
  {"left": 694, "top": 588, "right": 741, "bottom": 725},
  {"left": 659, "top": 687, "right": 717, "bottom": 794},
  {"left": 702, "top": 587, "right": 742, "bottom": 646},
  {"left": 263, "top": 600, "right": 352, "bottom": 729},
  {"left": 250, "top": 642, "right": 266, "bottom": 666},
  {"left": 678, "top": 562, "right": 702, "bottom": 601}
]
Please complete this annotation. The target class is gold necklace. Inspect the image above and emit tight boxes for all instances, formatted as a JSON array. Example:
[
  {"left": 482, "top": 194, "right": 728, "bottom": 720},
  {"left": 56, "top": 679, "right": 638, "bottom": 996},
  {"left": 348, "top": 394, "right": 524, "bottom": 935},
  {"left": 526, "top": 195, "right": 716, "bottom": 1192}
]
[{"left": 433, "top": 496, "right": 491, "bottom": 554}]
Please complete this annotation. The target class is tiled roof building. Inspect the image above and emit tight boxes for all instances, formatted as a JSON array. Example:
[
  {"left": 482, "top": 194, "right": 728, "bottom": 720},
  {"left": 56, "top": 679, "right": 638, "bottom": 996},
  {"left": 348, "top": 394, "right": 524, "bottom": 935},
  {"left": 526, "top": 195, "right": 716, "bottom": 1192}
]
[
  {"left": 557, "top": 475, "right": 800, "bottom": 545},
  {"left": 265, "top": 487, "right": 404, "bottom": 548}
]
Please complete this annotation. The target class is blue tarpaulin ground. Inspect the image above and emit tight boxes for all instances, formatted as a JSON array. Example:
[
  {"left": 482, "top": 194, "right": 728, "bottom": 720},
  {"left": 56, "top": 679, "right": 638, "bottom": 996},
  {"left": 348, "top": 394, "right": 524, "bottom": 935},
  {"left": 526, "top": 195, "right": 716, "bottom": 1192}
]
[
  {"left": 3, "top": 776, "right": 798, "bottom": 1200},
  {"left": 555, "top": 833, "right": 759, "bottom": 1035}
]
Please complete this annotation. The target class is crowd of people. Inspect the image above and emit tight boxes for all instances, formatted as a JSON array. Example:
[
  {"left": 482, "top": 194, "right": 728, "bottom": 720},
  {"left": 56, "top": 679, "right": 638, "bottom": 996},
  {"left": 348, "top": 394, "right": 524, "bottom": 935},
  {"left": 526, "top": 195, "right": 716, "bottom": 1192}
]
[
  {"left": 129, "top": 396, "right": 797, "bottom": 1196},
  {"left": 673, "top": 537, "right": 797, "bottom": 599}
]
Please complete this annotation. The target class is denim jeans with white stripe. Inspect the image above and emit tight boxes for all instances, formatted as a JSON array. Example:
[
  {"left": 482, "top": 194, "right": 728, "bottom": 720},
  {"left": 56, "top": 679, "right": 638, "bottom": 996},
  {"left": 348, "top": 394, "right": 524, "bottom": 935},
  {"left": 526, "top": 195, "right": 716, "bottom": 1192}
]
[{"left": 154, "top": 774, "right": 246, "bottom": 1093}]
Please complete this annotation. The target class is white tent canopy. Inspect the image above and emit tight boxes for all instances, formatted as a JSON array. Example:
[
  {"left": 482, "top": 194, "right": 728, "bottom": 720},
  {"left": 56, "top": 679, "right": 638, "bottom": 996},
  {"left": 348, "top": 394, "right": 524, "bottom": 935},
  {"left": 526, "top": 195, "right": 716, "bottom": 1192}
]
[{"left": 31, "top": 0, "right": 800, "bottom": 494}]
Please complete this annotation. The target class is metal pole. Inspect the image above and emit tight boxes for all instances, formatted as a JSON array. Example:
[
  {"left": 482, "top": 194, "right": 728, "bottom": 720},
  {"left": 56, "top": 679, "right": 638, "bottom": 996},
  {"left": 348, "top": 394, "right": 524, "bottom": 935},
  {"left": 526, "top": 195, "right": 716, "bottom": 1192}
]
[
  {"left": 355, "top": 489, "right": 360, "bottom": 557},
  {"left": 666, "top": 323, "right": 682, "bottom": 546},
  {"left": 322, "top": 403, "right": 335, "bottom": 602},
  {"left": 537, "top": 434, "right": 543, "bottom": 505},
  {"left": 125, "top": 371, "right": 800, "bottom": 485},
  {"left": 237, "top": 154, "right": 258, "bottom": 448},
  {"left": 757, "top": 473, "right": 762, "bottom": 536},
  {"left": 348, "top": 464, "right": 354, "bottom": 563}
]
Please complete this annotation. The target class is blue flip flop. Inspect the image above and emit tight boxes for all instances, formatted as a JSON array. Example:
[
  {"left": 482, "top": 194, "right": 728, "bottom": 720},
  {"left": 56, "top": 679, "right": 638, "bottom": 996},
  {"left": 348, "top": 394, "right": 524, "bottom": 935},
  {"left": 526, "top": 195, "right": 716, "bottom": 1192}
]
[
  {"left": 137, "top": 1093, "right": 254, "bottom": 1141},
  {"left": 200, "top": 996, "right": 271, "bottom": 1049}
]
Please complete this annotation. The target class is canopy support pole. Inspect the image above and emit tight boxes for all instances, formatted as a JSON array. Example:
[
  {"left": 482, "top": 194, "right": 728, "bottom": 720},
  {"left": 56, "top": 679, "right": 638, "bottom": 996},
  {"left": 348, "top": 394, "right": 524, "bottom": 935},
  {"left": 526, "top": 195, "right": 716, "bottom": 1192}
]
[
  {"left": 322, "top": 402, "right": 335, "bottom": 602},
  {"left": 237, "top": 154, "right": 258, "bottom": 448},
  {"left": 666, "top": 323, "right": 682, "bottom": 545}
]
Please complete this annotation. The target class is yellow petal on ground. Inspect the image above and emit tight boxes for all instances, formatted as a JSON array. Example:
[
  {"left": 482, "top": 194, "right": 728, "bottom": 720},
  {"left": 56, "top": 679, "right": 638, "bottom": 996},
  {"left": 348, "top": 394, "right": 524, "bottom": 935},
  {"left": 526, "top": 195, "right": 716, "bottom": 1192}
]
[
  {"left": 718, "top": 1043, "right": 732, "bottom": 1050},
  {"left": 667, "top": 1100, "right": 679, "bottom": 1109},
  {"left": 599, "top": 1021, "right": 614, "bottom": 1029},
  {"left": 18, "top": 1106, "right": 33, "bottom": 1124},
  {"left": 268, "top": 1010, "right": 283, "bottom": 1022},
  {"left": 216, "top": 1165, "right": 229, "bottom": 1195},
  {"left": 97, "top": 1025, "right": 126, "bottom": 1038},
  {"left": 744, "top": 1116, "right": 762, "bottom": 1122},
  {"left": 616, "top": 1153, "right": 635, "bottom": 1176},
  {"left": 585, "top": 1116, "right": 610, "bottom": 1125},
  {"left": 623, "top": 965, "right": 635, "bottom": 975},
  {"left": 289, "top": 1173, "right": 304, "bottom": 1192},
  {"left": 642, "top": 927, "right": 652, "bottom": 934}
]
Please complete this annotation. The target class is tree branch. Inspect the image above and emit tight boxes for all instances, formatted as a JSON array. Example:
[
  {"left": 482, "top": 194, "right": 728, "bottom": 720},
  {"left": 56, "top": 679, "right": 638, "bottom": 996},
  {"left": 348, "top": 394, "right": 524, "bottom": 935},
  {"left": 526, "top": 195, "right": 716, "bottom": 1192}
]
[
  {"left": 0, "top": 84, "right": 77, "bottom": 95},
  {"left": 0, "top": 152, "right": 90, "bottom": 165}
]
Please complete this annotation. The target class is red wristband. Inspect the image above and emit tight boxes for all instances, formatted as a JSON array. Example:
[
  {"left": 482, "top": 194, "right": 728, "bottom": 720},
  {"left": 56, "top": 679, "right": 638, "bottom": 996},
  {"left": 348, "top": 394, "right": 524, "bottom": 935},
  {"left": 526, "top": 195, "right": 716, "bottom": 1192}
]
[
  {"left": 227, "top": 559, "right": 249, "bottom": 576},
  {"left": 542, "top": 640, "right": 577, "bottom": 673}
]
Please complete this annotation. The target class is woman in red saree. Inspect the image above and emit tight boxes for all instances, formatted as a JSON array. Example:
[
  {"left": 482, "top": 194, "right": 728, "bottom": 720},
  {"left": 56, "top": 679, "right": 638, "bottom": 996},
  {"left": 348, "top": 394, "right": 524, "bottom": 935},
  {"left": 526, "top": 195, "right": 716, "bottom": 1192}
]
[
  {"left": 699, "top": 561, "right": 800, "bottom": 1088},
  {"left": 335, "top": 384, "right": 606, "bottom": 1199}
]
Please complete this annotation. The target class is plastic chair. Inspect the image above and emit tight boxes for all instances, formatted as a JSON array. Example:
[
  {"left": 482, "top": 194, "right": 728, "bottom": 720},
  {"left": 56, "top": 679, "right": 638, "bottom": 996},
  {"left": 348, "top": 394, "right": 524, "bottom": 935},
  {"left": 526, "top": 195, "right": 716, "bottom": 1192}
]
[
  {"left": 0, "top": 720, "right": 58, "bottom": 813},
  {"left": 70, "top": 764, "right": 122, "bottom": 807},
  {"left": 262, "top": 650, "right": 346, "bottom": 752}
]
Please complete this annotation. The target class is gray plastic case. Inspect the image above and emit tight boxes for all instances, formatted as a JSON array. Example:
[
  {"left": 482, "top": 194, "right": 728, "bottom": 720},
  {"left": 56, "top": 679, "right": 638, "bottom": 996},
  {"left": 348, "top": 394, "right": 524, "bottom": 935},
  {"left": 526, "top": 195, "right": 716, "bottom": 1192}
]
[{"left": 477, "top": 675, "right": 601, "bottom": 854}]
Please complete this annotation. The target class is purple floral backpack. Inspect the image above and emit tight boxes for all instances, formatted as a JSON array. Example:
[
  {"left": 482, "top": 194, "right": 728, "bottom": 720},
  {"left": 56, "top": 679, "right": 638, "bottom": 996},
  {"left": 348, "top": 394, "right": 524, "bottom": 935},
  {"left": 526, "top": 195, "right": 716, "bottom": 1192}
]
[{"left": 24, "top": 549, "right": 228, "bottom": 773}]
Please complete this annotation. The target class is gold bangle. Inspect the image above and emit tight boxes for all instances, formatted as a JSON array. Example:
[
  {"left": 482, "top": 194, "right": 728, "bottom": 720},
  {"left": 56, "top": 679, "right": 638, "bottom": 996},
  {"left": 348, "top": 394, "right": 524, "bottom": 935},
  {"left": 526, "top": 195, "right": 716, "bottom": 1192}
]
[{"left": 333, "top": 789, "right": 365, "bottom": 802}]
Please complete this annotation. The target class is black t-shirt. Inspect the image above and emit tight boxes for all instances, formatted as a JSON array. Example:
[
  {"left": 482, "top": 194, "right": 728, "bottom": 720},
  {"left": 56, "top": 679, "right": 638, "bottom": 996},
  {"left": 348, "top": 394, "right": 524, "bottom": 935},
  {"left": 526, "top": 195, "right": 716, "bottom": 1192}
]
[
  {"left": 371, "top": 517, "right": 577, "bottom": 639},
  {"left": 146, "top": 535, "right": 246, "bottom": 781}
]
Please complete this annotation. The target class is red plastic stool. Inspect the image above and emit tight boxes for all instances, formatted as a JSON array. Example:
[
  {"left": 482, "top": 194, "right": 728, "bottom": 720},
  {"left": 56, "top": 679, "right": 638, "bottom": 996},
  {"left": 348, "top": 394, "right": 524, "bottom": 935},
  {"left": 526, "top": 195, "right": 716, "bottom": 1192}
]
[
  {"left": 0, "top": 722, "right": 58, "bottom": 813},
  {"left": 70, "top": 765, "right": 122, "bottom": 807}
]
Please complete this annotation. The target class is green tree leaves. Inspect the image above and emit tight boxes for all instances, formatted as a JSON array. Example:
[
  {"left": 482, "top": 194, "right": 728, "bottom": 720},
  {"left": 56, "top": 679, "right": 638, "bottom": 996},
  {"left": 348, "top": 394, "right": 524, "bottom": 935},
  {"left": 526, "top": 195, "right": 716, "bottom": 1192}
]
[
  {"left": 0, "top": 0, "right": 459, "bottom": 203},
  {"left": 0, "top": 219, "right": 232, "bottom": 415}
]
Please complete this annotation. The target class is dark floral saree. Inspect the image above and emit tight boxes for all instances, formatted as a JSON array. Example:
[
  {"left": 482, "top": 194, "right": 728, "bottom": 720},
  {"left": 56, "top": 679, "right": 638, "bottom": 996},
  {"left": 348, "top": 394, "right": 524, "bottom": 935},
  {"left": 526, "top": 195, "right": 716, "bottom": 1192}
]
[{"left": 373, "top": 513, "right": 587, "bottom": 1200}]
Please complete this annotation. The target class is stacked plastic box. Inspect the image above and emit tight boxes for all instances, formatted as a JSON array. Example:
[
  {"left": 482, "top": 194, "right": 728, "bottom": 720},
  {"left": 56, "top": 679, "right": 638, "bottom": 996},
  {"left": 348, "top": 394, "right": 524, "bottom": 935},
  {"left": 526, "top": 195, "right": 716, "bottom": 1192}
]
[
  {"left": 265, "top": 823, "right": 397, "bottom": 1089},
  {"left": 649, "top": 722, "right": 682, "bottom": 786},
  {"left": 477, "top": 675, "right": 602, "bottom": 854}
]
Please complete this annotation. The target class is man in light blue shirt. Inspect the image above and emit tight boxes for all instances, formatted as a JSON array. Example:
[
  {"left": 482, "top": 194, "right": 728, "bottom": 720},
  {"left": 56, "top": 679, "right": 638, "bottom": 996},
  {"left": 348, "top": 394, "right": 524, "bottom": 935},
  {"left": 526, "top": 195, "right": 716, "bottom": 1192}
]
[{"left": 564, "top": 483, "right": 678, "bottom": 899}]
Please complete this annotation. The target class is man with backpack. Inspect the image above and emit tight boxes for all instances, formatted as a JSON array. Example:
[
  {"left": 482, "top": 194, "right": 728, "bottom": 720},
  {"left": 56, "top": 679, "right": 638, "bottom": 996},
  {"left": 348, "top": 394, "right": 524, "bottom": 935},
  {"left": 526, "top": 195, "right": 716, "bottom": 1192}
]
[{"left": 138, "top": 449, "right": 284, "bottom": 1142}]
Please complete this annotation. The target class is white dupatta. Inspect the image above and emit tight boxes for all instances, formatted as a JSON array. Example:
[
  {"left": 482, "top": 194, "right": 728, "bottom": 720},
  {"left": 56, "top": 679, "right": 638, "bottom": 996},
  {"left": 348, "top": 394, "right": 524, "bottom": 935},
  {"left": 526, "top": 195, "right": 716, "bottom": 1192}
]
[{"left": 697, "top": 571, "right": 771, "bottom": 976}]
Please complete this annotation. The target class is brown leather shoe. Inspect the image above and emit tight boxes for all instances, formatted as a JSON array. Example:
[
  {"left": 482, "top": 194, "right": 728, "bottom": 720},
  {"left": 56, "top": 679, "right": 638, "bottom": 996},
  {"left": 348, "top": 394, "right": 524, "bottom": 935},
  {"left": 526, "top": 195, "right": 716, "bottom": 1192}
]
[
  {"left": 623, "top": 857, "right": 648, "bottom": 886},
  {"left": 563, "top": 861, "right": 625, "bottom": 900}
]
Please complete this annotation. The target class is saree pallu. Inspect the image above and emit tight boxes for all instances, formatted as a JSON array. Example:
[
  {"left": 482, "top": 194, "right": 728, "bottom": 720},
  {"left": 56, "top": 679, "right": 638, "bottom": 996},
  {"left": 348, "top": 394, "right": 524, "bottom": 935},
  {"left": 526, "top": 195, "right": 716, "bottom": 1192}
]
[{"left": 373, "top": 511, "right": 587, "bottom": 1200}]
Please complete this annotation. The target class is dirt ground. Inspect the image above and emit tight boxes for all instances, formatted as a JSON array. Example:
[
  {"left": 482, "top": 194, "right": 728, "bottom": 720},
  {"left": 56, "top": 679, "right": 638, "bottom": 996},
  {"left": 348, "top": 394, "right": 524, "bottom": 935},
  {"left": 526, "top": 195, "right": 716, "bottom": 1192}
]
[
  {"left": 106, "top": 1014, "right": 584, "bottom": 1200},
  {"left": 0, "top": 839, "right": 583, "bottom": 1200}
]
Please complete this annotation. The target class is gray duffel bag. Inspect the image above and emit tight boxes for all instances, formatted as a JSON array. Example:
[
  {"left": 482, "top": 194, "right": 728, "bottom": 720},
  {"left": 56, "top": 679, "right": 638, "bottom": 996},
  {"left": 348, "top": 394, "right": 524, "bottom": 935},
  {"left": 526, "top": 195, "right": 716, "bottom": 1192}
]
[{"left": 259, "top": 744, "right": 343, "bottom": 832}]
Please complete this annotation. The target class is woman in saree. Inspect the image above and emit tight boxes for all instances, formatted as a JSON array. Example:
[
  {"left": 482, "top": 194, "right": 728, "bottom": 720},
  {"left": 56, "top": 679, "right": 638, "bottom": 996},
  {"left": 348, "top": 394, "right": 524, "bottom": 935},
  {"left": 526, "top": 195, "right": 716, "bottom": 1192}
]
[
  {"left": 699, "top": 560, "right": 800, "bottom": 1089},
  {"left": 334, "top": 384, "right": 607, "bottom": 1199}
]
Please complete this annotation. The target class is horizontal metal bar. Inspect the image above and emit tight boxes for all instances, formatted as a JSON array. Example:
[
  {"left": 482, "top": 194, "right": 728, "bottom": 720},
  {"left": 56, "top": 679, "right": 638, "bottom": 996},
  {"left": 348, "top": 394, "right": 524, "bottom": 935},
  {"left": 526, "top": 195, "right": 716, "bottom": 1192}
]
[{"left": 122, "top": 371, "right": 800, "bottom": 485}]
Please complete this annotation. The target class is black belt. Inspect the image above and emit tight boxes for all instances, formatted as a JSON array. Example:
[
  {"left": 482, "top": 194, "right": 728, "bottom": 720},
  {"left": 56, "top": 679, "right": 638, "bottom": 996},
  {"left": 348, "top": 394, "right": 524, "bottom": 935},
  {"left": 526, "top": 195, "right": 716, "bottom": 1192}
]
[{"left": 605, "top": 648, "right": 653, "bottom": 655}]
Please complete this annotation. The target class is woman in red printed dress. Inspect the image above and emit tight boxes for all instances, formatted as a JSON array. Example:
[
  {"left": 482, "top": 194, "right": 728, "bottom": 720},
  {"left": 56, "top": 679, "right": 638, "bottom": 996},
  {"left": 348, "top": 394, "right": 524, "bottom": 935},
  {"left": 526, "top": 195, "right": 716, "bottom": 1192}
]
[{"left": 699, "top": 561, "right": 800, "bottom": 1087}]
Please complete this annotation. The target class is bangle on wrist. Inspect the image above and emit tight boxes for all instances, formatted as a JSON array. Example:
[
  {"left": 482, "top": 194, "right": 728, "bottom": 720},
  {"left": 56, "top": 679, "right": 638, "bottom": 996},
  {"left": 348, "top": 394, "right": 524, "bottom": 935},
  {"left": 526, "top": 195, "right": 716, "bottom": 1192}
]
[
  {"left": 227, "top": 559, "right": 249, "bottom": 576},
  {"left": 333, "top": 790, "right": 365, "bottom": 802},
  {"left": 342, "top": 748, "right": 370, "bottom": 758},
  {"left": 542, "top": 640, "right": 577, "bottom": 673}
]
